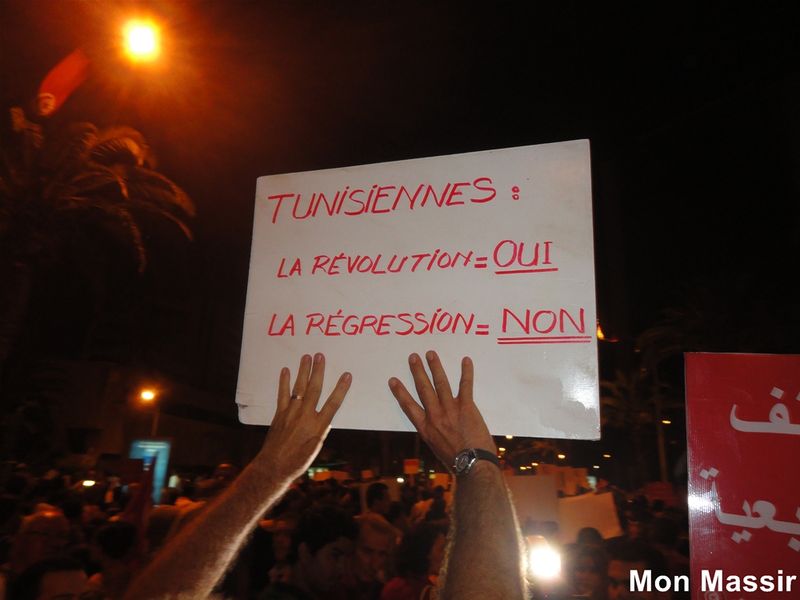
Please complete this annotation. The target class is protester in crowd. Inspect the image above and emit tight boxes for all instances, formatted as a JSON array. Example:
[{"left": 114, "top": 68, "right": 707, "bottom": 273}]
[
  {"left": 409, "top": 488, "right": 434, "bottom": 525},
  {"left": 9, "top": 556, "right": 96, "bottom": 600},
  {"left": 385, "top": 501, "right": 410, "bottom": 535},
  {"left": 259, "top": 513, "right": 298, "bottom": 586},
  {"left": 3, "top": 509, "right": 71, "bottom": 595},
  {"left": 122, "top": 353, "right": 352, "bottom": 599},
  {"left": 364, "top": 483, "right": 392, "bottom": 520},
  {"left": 88, "top": 521, "right": 140, "bottom": 599},
  {"left": 647, "top": 518, "right": 688, "bottom": 577},
  {"left": 566, "top": 543, "right": 608, "bottom": 600},
  {"left": 380, "top": 522, "right": 445, "bottom": 600},
  {"left": 606, "top": 539, "right": 670, "bottom": 600},
  {"left": 423, "top": 488, "right": 448, "bottom": 528},
  {"left": 342, "top": 513, "right": 397, "bottom": 600},
  {"left": 576, "top": 527, "right": 604, "bottom": 549},
  {"left": 258, "top": 504, "right": 356, "bottom": 599}
]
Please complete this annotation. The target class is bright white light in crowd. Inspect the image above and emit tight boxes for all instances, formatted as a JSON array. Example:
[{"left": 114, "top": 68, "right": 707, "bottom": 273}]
[
  {"left": 593, "top": 465, "right": 600, "bottom": 469},
  {"left": 498, "top": 447, "right": 506, "bottom": 452},
  {"left": 603, "top": 453, "right": 612, "bottom": 459},
  {"left": 505, "top": 435, "right": 514, "bottom": 440},
  {"left": 531, "top": 462, "right": 539, "bottom": 467},
  {"left": 557, "top": 453, "right": 566, "bottom": 460},
  {"left": 662, "top": 419, "right": 672, "bottom": 425},
  {"left": 396, "top": 477, "right": 404, "bottom": 484},
  {"left": 520, "top": 466, "right": 527, "bottom": 471},
  {"left": 527, "top": 537, "right": 561, "bottom": 580},
  {"left": 82, "top": 480, "right": 96, "bottom": 487},
  {"left": 123, "top": 20, "right": 161, "bottom": 62}
]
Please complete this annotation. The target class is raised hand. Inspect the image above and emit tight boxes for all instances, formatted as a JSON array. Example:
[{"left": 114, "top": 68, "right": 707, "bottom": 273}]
[
  {"left": 260, "top": 353, "right": 351, "bottom": 479},
  {"left": 388, "top": 350, "right": 496, "bottom": 470}
]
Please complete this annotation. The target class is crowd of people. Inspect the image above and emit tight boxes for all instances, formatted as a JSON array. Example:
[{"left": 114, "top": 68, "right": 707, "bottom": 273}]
[{"left": 0, "top": 352, "right": 690, "bottom": 599}]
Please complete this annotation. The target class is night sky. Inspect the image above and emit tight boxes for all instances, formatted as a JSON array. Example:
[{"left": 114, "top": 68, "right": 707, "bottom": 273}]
[{"left": 2, "top": 2, "right": 799, "bottom": 395}]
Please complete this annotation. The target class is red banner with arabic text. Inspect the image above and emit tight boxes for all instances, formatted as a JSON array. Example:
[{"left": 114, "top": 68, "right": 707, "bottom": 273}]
[{"left": 686, "top": 353, "right": 800, "bottom": 599}]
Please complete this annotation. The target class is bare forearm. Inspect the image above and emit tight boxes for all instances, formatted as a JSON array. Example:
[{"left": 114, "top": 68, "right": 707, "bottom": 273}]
[
  {"left": 440, "top": 463, "right": 526, "bottom": 600},
  {"left": 124, "top": 453, "right": 289, "bottom": 600}
]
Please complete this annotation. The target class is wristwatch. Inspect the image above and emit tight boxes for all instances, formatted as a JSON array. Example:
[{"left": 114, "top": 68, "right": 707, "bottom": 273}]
[{"left": 452, "top": 448, "right": 500, "bottom": 476}]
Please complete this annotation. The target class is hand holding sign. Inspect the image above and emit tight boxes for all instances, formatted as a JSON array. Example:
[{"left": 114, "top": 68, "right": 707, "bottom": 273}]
[
  {"left": 258, "top": 353, "right": 352, "bottom": 480},
  {"left": 389, "top": 351, "right": 497, "bottom": 469}
]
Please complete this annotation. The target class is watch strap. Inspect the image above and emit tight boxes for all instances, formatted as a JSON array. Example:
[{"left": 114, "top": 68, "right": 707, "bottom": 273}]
[
  {"left": 454, "top": 447, "right": 500, "bottom": 475},
  {"left": 472, "top": 448, "right": 500, "bottom": 467}
]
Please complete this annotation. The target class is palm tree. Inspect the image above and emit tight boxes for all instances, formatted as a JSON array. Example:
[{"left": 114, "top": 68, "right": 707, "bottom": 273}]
[
  {"left": 0, "top": 116, "right": 195, "bottom": 375},
  {"left": 0, "top": 114, "right": 194, "bottom": 460}
]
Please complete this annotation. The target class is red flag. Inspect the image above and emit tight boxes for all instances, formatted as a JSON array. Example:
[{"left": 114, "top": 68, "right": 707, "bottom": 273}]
[{"left": 37, "top": 49, "right": 90, "bottom": 116}]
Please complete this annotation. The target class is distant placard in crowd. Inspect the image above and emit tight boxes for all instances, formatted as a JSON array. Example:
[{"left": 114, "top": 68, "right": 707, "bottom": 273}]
[
  {"left": 557, "top": 492, "right": 623, "bottom": 544},
  {"left": 686, "top": 353, "right": 800, "bottom": 596},
  {"left": 237, "top": 141, "right": 598, "bottom": 438},
  {"left": 129, "top": 439, "right": 171, "bottom": 504}
]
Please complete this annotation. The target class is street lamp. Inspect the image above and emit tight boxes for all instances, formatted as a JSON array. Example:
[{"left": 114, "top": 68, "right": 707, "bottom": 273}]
[
  {"left": 138, "top": 387, "right": 160, "bottom": 437},
  {"left": 123, "top": 20, "right": 161, "bottom": 63}
]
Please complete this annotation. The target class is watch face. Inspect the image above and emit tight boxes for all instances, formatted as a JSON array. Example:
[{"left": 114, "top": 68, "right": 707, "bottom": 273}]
[{"left": 454, "top": 451, "right": 474, "bottom": 473}]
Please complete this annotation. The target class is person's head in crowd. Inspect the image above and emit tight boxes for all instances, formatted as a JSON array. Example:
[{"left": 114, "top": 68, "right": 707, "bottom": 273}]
[
  {"left": 10, "top": 557, "right": 95, "bottom": 600},
  {"left": 11, "top": 511, "right": 71, "bottom": 574},
  {"left": 395, "top": 523, "right": 447, "bottom": 580},
  {"left": 290, "top": 504, "right": 357, "bottom": 595},
  {"left": 648, "top": 517, "right": 678, "bottom": 549},
  {"left": 94, "top": 521, "right": 138, "bottom": 563},
  {"left": 400, "top": 481, "right": 418, "bottom": 506},
  {"left": 337, "top": 486, "right": 361, "bottom": 517},
  {"left": 352, "top": 513, "right": 396, "bottom": 584},
  {"left": 568, "top": 544, "right": 607, "bottom": 600},
  {"left": 366, "top": 482, "right": 391, "bottom": 516},
  {"left": 576, "top": 526, "right": 604, "bottom": 548},
  {"left": 539, "top": 520, "right": 560, "bottom": 540},
  {"left": 625, "top": 511, "right": 648, "bottom": 541},
  {"left": 59, "top": 495, "right": 84, "bottom": 523},
  {"left": 213, "top": 462, "right": 240, "bottom": 483},
  {"left": 426, "top": 497, "right": 447, "bottom": 523},
  {"left": 606, "top": 539, "right": 669, "bottom": 599},
  {"left": 195, "top": 462, "right": 240, "bottom": 500},
  {"left": 88, "top": 521, "right": 139, "bottom": 598},
  {"left": 266, "top": 514, "right": 298, "bottom": 564},
  {"left": 386, "top": 500, "right": 409, "bottom": 533}
]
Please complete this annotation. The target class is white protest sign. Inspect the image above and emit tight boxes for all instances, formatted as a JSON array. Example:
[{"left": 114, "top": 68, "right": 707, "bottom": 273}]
[
  {"left": 237, "top": 140, "right": 599, "bottom": 438},
  {"left": 557, "top": 492, "right": 623, "bottom": 543}
]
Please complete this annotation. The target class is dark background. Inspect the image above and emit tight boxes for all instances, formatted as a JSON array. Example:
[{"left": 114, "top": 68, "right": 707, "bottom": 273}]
[{"left": 2, "top": 2, "right": 799, "bottom": 481}]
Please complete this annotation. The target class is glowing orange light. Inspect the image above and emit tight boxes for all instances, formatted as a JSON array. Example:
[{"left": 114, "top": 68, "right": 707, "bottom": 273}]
[
  {"left": 139, "top": 388, "right": 156, "bottom": 402},
  {"left": 123, "top": 20, "right": 160, "bottom": 62}
]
